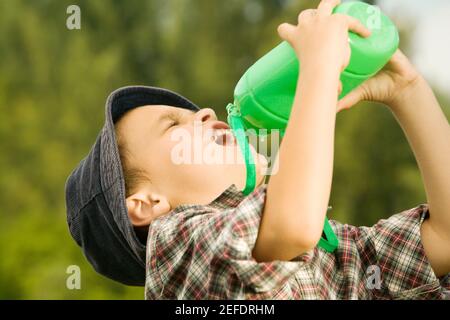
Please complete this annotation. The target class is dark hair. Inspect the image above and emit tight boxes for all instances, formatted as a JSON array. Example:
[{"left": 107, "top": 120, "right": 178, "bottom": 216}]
[
  {"left": 115, "top": 129, "right": 150, "bottom": 198},
  {"left": 116, "top": 129, "right": 151, "bottom": 244}
]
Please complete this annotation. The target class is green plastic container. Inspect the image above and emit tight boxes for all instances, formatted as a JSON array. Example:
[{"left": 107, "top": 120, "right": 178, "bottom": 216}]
[
  {"left": 227, "top": 2, "right": 399, "bottom": 253},
  {"left": 233, "top": 1, "right": 399, "bottom": 132}
]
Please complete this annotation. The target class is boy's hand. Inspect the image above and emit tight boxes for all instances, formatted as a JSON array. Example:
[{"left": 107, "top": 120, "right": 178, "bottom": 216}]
[
  {"left": 338, "top": 48, "right": 450, "bottom": 277},
  {"left": 278, "top": 0, "right": 371, "bottom": 77},
  {"left": 337, "top": 49, "right": 422, "bottom": 112}
]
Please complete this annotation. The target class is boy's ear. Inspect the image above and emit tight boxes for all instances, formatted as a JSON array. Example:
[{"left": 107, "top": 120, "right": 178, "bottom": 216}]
[{"left": 125, "top": 191, "right": 171, "bottom": 227}]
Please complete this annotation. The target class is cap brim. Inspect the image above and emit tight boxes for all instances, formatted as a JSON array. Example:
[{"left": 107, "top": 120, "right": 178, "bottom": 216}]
[{"left": 106, "top": 85, "right": 200, "bottom": 123}]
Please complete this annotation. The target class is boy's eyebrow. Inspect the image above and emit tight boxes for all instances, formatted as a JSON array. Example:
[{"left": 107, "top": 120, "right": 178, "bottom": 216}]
[
  {"left": 156, "top": 109, "right": 195, "bottom": 131},
  {"left": 157, "top": 111, "right": 177, "bottom": 124}
]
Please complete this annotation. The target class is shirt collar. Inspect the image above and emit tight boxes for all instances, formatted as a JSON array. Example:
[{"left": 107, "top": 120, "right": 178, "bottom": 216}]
[
  {"left": 207, "top": 184, "right": 247, "bottom": 210},
  {"left": 167, "top": 184, "right": 248, "bottom": 216}
]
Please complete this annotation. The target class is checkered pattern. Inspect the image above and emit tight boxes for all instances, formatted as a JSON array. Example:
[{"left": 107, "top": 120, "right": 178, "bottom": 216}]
[{"left": 145, "top": 184, "right": 450, "bottom": 300}]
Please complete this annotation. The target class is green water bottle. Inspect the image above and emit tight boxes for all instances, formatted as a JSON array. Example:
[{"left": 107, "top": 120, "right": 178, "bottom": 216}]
[
  {"left": 230, "top": 1, "right": 399, "bottom": 132},
  {"left": 227, "top": 1, "right": 399, "bottom": 253}
]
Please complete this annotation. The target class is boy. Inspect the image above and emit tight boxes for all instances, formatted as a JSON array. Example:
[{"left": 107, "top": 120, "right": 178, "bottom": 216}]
[{"left": 65, "top": 0, "right": 450, "bottom": 299}]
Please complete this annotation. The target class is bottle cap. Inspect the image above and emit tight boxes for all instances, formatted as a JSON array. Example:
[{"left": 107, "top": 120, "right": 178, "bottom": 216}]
[{"left": 333, "top": 1, "right": 399, "bottom": 76}]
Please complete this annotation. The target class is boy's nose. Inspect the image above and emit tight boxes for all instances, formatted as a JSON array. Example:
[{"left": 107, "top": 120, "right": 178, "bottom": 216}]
[{"left": 194, "top": 108, "right": 217, "bottom": 123}]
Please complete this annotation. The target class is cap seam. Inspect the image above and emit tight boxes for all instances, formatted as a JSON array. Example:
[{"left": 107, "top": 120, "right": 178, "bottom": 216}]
[{"left": 68, "top": 180, "right": 121, "bottom": 222}]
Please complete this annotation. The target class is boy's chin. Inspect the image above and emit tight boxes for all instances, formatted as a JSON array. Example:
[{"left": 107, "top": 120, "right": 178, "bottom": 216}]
[
  {"left": 255, "top": 154, "right": 269, "bottom": 179},
  {"left": 211, "top": 143, "right": 268, "bottom": 176}
]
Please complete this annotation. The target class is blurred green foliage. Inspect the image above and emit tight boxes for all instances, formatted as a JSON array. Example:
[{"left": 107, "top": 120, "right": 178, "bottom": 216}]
[{"left": 0, "top": 0, "right": 448, "bottom": 299}]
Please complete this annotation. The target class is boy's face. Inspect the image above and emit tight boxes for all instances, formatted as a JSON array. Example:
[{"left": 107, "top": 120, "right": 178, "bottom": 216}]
[{"left": 116, "top": 105, "right": 267, "bottom": 224}]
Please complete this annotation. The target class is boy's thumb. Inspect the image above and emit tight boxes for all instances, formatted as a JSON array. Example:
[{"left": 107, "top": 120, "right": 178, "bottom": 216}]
[
  {"left": 337, "top": 86, "right": 365, "bottom": 113},
  {"left": 277, "top": 23, "right": 295, "bottom": 42}
]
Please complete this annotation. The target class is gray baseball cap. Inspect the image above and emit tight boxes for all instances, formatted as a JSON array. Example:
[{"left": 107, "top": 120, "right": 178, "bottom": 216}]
[{"left": 65, "top": 86, "right": 200, "bottom": 286}]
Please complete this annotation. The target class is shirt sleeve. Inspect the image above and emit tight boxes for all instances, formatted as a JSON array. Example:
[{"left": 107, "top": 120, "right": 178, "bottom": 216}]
[
  {"left": 331, "top": 204, "right": 450, "bottom": 300},
  {"left": 145, "top": 184, "right": 311, "bottom": 299}
]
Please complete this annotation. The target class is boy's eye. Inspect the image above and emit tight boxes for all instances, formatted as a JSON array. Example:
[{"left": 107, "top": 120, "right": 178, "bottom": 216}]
[{"left": 167, "top": 113, "right": 181, "bottom": 129}]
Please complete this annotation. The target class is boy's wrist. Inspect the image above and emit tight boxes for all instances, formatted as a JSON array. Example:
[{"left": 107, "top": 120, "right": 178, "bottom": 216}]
[
  {"left": 388, "top": 76, "right": 429, "bottom": 113},
  {"left": 298, "top": 63, "right": 341, "bottom": 92},
  {"left": 300, "top": 58, "right": 342, "bottom": 80}
]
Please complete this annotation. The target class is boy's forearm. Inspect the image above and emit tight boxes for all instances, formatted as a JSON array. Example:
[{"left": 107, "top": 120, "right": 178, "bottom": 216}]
[
  {"left": 256, "top": 66, "right": 339, "bottom": 261},
  {"left": 389, "top": 77, "right": 450, "bottom": 238}
]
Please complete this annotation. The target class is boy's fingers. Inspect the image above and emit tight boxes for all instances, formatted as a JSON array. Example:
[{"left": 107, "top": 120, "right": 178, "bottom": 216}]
[
  {"left": 337, "top": 85, "right": 365, "bottom": 112},
  {"left": 317, "top": 0, "right": 341, "bottom": 16},
  {"left": 298, "top": 9, "right": 317, "bottom": 23},
  {"left": 277, "top": 23, "right": 296, "bottom": 42},
  {"left": 343, "top": 16, "right": 372, "bottom": 38}
]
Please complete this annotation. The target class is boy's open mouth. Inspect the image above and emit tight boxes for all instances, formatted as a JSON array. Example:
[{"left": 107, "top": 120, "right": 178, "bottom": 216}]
[{"left": 213, "top": 129, "right": 236, "bottom": 146}]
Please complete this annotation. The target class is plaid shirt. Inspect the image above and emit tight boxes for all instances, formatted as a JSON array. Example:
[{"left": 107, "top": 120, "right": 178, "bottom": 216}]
[{"left": 145, "top": 184, "right": 450, "bottom": 300}]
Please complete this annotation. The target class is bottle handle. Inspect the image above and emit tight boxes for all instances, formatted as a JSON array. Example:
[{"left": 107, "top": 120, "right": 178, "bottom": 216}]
[
  {"left": 318, "top": 211, "right": 339, "bottom": 253},
  {"left": 227, "top": 103, "right": 256, "bottom": 196},
  {"left": 226, "top": 103, "right": 339, "bottom": 253}
]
